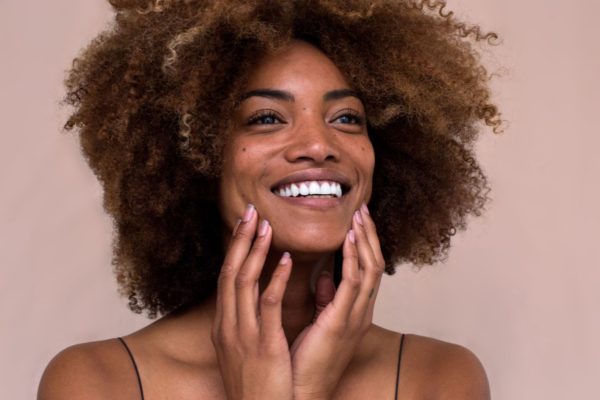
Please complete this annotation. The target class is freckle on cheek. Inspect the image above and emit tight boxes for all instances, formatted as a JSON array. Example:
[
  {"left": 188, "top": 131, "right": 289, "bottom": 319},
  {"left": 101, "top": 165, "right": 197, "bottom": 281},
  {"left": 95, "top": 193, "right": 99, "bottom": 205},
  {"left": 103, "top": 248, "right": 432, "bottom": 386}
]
[{"left": 242, "top": 147, "right": 246, "bottom": 152}]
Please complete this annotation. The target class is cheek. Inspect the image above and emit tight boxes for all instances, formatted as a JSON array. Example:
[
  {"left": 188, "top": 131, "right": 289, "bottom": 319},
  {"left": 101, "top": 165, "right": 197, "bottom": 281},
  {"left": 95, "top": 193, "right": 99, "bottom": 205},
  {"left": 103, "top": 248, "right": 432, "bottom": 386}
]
[
  {"left": 219, "top": 144, "right": 254, "bottom": 220},
  {"left": 219, "top": 142, "right": 272, "bottom": 211},
  {"left": 359, "top": 140, "right": 376, "bottom": 175},
  {"left": 358, "top": 141, "right": 376, "bottom": 197}
]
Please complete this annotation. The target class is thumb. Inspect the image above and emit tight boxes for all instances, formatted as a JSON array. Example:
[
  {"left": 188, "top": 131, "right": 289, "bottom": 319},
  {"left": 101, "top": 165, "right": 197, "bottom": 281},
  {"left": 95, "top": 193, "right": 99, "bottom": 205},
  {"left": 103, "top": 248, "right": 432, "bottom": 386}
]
[{"left": 313, "top": 271, "right": 336, "bottom": 322}]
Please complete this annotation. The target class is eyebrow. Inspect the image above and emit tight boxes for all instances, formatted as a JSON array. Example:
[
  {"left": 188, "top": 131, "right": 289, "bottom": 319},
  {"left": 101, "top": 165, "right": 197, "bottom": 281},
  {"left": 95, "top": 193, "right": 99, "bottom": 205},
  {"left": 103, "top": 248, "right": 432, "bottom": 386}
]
[{"left": 238, "top": 88, "right": 361, "bottom": 103}]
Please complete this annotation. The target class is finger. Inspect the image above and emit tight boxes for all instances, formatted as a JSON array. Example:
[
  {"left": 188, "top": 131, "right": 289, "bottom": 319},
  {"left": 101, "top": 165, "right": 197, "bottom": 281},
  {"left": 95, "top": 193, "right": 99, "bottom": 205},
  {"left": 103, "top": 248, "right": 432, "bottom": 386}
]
[
  {"left": 330, "top": 230, "right": 361, "bottom": 322},
  {"left": 215, "top": 204, "right": 257, "bottom": 330},
  {"left": 259, "top": 252, "right": 292, "bottom": 338},
  {"left": 313, "top": 271, "right": 336, "bottom": 322},
  {"left": 225, "top": 218, "right": 242, "bottom": 251},
  {"left": 236, "top": 219, "right": 272, "bottom": 332},
  {"left": 358, "top": 204, "right": 385, "bottom": 324},
  {"left": 360, "top": 203, "right": 385, "bottom": 269},
  {"left": 351, "top": 210, "right": 383, "bottom": 321}
]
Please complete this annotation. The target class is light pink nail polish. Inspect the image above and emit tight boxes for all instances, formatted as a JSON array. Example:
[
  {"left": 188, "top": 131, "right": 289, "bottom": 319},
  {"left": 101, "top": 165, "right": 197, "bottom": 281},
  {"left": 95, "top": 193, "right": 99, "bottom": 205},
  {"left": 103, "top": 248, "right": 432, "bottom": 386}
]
[
  {"left": 232, "top": 218, "right": 242, "bottom": 235},
  {"left": 280, "top": 251, "right": 291, "bottom": 264},
  {"left": 243, "top": 203, "right": 255, "bottom": 222},
  {"left": 258, "top": 220, "right": 269, "bottom": 237},
  {"left": 348, "top": 229, "right": 356, "bottom": 244},
  {"left": 361, "top": 202, "right": 370, "bottom": 215},
  {"left": 354, "top": 210, "right": 364, "bottom": 225}
]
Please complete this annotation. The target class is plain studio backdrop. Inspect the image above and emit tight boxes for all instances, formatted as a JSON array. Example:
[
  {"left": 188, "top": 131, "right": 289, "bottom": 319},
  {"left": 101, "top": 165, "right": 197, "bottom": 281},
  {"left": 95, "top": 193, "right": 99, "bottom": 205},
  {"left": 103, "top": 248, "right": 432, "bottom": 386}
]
[{"left": 1, "top": 0, "right": 599, "bottom": 398}]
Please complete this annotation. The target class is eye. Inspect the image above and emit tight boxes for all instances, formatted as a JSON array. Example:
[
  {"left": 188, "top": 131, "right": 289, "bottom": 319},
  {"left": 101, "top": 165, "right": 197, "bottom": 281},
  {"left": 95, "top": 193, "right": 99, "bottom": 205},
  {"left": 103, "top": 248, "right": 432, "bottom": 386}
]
[
  {"left": 332, "top": 108, "right": 364, "bottom": 126},
  {"left": 247, "top": 110, "right": 285, "bottom": 125}
]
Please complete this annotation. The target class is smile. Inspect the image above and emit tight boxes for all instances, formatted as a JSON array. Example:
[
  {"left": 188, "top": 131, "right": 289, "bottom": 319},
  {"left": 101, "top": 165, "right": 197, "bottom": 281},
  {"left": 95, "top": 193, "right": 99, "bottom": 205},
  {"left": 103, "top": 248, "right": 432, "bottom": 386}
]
[{"left": 271, "top": 180, "right": 345, "bottom": 198}]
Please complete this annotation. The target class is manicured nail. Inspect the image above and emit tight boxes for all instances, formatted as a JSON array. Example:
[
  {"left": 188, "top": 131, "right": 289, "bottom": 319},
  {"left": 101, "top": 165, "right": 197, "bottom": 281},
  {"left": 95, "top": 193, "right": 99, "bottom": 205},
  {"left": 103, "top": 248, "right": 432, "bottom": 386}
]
[
  {"left": 280, "top": 251, "right": 291, "bottom": 264},
  {"left": 361, "top": 202, "right": 370, "bottom": 215},
  {"left": 243, "top": 203, "right": 255, "bottom": 222},
  {"left": 232, "top": 218, "right": 242, "bottom": 235},
  {"left": 348, "top": 229, "right": 356, "bottom": 244},
  {"left": 319, "top": 270, "right": 332, "bottom": 278},
  {"left": 258, "top": 220, "right": 269, "bottom": 237},
  {"left": 354, "top": 210, "right": 363, "bottom": 225}
]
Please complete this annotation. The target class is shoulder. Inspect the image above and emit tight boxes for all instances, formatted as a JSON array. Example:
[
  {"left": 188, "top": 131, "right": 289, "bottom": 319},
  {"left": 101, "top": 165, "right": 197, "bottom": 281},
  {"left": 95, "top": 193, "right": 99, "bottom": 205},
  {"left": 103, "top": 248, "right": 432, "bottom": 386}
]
[
  {"left": 402, "top": 333, "right": 491, "bottom": 400},
  {"left": 356, "top": 326, "right": 490, "bottom": 400},
  {"left": 38, "top": 338, "right": 140, "bottom": 400}
]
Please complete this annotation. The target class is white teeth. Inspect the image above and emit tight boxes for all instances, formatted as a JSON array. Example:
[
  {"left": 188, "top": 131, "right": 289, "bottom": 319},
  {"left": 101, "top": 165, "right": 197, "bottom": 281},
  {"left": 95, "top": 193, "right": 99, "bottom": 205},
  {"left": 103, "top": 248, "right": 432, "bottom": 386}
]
[
  {"left": 291, "top": 183, "right": 299, "bottom": 197},
  {"left": 273, "top": 180, "right": 345, "bottom": 198},
  {"left": 309, "top": 181, "right": 320, "bottom": 195},
  {"left": 299, "top": 182, "right": 309, "bottom": 196}
]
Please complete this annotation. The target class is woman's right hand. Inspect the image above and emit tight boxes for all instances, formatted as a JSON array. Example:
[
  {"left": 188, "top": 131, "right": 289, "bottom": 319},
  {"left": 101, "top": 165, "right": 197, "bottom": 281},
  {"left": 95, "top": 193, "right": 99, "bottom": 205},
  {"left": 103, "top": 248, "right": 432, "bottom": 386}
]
[{"left": 211, "top": 204, "right": 294, "bottom": 400}]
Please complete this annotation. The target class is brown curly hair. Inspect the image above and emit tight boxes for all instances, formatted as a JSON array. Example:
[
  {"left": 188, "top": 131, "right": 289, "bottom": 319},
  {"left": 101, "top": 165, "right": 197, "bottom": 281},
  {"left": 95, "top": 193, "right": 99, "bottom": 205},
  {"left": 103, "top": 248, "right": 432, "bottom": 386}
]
[{"left": 63, "top": 0, "right": 502, "bottom": 317}]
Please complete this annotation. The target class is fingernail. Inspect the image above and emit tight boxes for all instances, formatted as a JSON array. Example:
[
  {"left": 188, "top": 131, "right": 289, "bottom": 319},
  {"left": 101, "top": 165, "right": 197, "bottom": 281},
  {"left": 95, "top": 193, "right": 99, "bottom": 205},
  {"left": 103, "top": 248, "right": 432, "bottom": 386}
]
[
  {"left": 319, "top": 270, "right": 331, "bottom": 278},
  {"left": 354, "top": 210, "right": 363, "bottom": 225},
  {"left": 243, "top": 203, "right": 255, "bottom": 222},
  {"left": 361, "top": 202, "right": 370, "bottom": 215},
  {"left": 232, "top": 218, "right": 242, "bottom": 235},
  {"left": 258, "top": 220, "right": 269, "bottom": 237},
  {"left": 280, "top": 251, "right": 291, "bottom": 264},
  {"left": 348, "top": 229, "right": 356, "bottom": 244}
]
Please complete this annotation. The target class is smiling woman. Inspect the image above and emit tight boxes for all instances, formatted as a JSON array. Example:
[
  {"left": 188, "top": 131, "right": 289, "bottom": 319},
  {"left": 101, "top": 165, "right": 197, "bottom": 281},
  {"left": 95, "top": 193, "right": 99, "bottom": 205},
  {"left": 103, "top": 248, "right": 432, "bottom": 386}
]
[{"left": 38, "top": 0, "right": 500, "bottom": 399}]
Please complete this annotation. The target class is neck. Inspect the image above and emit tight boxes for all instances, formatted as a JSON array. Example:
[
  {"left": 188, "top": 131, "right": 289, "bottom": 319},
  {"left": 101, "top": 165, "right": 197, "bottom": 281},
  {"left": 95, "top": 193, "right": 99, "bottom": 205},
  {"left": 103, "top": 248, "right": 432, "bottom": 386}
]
[
  {"left": 198, "top": 250, "right": 335, "bottom": 347},
  {"left": 263, "top": 250, "right": 335, "bottom": 345}
]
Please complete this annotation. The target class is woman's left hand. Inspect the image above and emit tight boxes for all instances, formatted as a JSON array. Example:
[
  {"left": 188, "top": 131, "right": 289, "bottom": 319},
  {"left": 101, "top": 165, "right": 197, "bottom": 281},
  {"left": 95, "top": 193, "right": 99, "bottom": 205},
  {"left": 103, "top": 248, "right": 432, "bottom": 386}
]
[{"left": 290, "top": 204, "right": 385, "bottom": 400}]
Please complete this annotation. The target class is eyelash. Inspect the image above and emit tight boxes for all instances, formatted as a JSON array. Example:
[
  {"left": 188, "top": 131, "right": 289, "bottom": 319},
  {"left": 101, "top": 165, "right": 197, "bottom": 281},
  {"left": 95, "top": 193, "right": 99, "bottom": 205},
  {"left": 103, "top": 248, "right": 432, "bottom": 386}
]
[
  {"left": 335, "top": 109, "right": 364, "bottom": 125},
  {"left": 247, "top": 109, "right": 284, "bottom": 125},
  {"left": 247, "top": 108, "right": 364, "bottom": 126}
]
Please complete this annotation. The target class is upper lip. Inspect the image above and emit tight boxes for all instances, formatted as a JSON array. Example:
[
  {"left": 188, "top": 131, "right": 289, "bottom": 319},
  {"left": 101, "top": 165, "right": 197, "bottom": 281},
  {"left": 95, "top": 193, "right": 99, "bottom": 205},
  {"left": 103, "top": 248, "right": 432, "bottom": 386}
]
[{"left": 270, "top": 168, "right": 352, "bottom": 193}]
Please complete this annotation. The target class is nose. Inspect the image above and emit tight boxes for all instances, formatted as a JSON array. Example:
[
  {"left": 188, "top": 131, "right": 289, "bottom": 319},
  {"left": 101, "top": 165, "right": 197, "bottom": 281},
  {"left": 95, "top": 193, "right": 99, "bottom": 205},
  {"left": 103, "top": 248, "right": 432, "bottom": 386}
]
[{"left": 284, "top": 115, "right": 340, "bottom": 164}]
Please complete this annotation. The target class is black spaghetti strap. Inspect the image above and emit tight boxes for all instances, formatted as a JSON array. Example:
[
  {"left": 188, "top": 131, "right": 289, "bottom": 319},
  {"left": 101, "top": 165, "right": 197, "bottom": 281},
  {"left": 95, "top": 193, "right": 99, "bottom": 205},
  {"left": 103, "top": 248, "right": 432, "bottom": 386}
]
[
  {"left": 118, "top": 337, "right": 145, "bottom": 400},
  {"left": 394, "top": 333, "right": 405, "bottom": 400}
]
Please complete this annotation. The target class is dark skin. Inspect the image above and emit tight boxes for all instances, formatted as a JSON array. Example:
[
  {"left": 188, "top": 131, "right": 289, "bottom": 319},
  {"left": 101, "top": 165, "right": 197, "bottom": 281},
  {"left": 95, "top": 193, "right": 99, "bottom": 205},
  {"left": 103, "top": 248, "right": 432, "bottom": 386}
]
[
  {"left": 217, "top": 39, "right": 376, "bottom": 349},
  {"left": 38, "top": 40, "right": 491, "bottom": 400}
]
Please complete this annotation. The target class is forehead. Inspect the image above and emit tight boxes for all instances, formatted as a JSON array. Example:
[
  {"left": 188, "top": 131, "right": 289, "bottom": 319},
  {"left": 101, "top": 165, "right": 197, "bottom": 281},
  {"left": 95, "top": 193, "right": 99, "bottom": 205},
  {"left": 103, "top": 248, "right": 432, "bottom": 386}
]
[{"left": 244, "top": 40, "right": 352, "bottom": 90}]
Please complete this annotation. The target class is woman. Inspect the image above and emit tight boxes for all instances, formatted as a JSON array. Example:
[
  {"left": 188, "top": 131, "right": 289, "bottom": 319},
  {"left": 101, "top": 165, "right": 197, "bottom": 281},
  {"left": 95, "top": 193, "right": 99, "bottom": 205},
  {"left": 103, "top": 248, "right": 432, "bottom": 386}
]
[{"left": 39, "top": 0, "right": 501, "bottom": 398}]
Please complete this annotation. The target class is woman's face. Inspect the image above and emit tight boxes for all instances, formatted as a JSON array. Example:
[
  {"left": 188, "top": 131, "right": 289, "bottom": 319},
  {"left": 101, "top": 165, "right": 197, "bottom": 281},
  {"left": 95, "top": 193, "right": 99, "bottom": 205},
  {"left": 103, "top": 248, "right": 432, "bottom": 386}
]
[{"left": 219, "top": 40, "right": 375, "bottom": 256}]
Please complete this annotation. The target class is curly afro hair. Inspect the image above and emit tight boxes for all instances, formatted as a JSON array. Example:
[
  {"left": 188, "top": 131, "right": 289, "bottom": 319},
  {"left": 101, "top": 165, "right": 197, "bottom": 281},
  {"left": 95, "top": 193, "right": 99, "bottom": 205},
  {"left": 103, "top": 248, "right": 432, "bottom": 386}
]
[{"left": 63, "top": 0, "right": 502, "bottom": 318}]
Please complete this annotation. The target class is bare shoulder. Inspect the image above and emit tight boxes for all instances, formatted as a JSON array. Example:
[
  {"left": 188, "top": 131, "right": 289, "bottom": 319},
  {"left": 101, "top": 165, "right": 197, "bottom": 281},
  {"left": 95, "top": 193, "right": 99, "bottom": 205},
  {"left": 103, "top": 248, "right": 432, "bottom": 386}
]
[
  {"left": 38, "top": 339, "right": 140, "bottom": 400},
  {"left": 403, "top": 333, "right": 491, "bottom": 400}
]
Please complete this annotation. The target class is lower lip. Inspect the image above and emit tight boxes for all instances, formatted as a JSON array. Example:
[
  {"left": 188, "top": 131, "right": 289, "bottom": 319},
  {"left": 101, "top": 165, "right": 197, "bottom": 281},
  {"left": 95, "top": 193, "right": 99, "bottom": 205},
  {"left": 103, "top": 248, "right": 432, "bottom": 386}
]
[{"left": 271, "top": 193, "right": 345, "bottom": 210}]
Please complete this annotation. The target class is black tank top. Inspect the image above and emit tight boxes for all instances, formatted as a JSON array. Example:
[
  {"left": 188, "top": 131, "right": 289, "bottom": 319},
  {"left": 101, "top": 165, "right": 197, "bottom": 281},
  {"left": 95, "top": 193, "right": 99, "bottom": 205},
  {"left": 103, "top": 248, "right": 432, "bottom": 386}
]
[{"left": 118, "top": 333, "right": 406, "bottom": 400}]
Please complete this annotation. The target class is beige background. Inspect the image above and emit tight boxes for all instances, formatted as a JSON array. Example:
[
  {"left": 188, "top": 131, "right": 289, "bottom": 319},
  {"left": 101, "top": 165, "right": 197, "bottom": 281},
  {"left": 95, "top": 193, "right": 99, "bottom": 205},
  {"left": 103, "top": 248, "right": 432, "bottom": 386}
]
[{"left": 1, "top": 0, "right": 599, "bottom": 399}]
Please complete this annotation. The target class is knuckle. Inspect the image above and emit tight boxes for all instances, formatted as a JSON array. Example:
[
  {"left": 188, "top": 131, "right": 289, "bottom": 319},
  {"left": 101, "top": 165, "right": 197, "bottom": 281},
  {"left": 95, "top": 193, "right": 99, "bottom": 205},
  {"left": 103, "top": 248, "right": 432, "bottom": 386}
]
[
  {"left": 234, "top": 272, "right": 253, "bottom": 289},
  {"left": 249, "top": 237, "right": 268, "bottom": 253},
  {"left": 329, "top": 322, "right": 347, "bottom": 338},
  {"left": 234, "top": 226, "right": 252, "bottom": 240},
  {"left": 261, "top": 292, "right": 280, "bottom": 307},
  {"left": 347, "top": 276, "right": 361, "bottom": 289},
  {"left": 220, "top": 262, "right": 236, "bottom": 277},
  {"left": 348, "top": 254, "right": 359, "bottom": 263},
  {"left": 272, "top": 269, "right": 288, "bottom": 281},
  {"left": 211, "top": 327, "right": 230, "bottom": 346}
]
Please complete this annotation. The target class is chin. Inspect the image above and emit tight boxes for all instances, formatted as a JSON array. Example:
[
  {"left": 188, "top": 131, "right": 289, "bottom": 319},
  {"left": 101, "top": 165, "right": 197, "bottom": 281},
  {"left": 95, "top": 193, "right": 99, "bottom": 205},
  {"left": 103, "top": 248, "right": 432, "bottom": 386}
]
[{"left": 270, "top": 226, "right": 346, "bottom": 256}]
